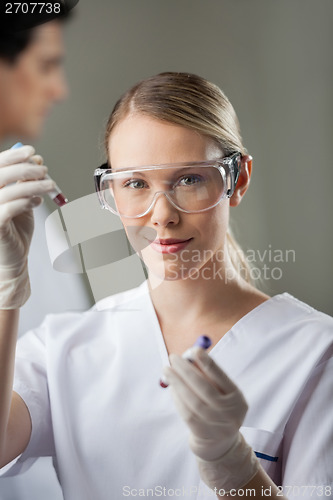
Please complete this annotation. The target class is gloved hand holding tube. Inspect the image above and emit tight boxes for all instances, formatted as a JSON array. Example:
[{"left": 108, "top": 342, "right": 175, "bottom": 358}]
[
  {"left": 13, "top": 143, "right": 68, "bottom": 207},
  {"left": 163, "top": 347, "right": 260, "bottom": 494},
  {"left": 0, "top": 145, "right": 56, "bottom": 309}
]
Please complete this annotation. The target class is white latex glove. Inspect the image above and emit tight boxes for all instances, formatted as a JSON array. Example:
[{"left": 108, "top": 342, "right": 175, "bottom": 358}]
[
  {"left": 164, "top": 348, "right": 260, "bottom": 493},
  {"left": 0, "top": 145, "right": 55, "bottom": 309}
]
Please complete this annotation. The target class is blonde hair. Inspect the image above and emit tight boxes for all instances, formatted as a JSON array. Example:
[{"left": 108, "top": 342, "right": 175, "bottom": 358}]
[{"left": 104, "top": 72, "right": 253, "bottom": 284}]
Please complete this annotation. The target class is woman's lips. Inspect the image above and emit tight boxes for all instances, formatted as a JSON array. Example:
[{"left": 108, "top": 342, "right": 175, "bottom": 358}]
[{"left": 149, "top": 238, "right": 193, "bottom": 254}]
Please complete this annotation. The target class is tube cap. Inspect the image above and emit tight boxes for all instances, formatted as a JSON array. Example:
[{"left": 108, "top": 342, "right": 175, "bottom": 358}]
[{"left": 194, "top": 335, "right": 212, "bottom": 350}]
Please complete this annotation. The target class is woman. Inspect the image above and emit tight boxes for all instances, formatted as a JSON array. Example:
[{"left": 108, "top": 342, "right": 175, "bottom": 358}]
[{"left": 1, "top": 72, "right": 332, "bottom": 499}]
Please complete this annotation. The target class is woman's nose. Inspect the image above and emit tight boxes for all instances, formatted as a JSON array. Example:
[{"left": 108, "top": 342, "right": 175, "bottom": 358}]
[{"left": 150, "top": 192, "right": 180, "bottom": 226}]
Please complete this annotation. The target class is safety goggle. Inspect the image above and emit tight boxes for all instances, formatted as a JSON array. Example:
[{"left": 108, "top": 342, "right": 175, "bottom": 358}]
[{"left": 94, "top": 152, "right": 241, "bottom": 219}]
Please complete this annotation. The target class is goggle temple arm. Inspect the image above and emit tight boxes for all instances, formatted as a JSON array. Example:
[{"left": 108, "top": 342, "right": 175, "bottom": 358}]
[
  {"left": 94, "top": 162, "right": 110, "bottom": 209},
  {"left": 226, "top": 152, "right": 242, "bottom": 198}
]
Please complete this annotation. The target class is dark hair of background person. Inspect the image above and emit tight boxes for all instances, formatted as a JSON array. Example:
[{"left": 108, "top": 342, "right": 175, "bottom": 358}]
[{"left": 0, "top": 0, "right": 79, "bottom": 63}]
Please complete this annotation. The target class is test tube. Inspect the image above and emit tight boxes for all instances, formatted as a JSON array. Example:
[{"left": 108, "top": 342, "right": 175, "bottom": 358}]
[{"left": 160, "top": 335, "right": 212, "bottom": 388}]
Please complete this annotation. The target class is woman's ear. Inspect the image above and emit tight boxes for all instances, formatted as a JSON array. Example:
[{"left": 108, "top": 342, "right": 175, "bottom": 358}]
[{"left": 229, "top": 155, "right": 252, "bottom": 207}]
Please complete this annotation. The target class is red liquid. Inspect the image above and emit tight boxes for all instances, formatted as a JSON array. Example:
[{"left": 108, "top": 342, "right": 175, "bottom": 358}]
[{"left": 53, "top": 193, "right": 68, "bottom": 207}]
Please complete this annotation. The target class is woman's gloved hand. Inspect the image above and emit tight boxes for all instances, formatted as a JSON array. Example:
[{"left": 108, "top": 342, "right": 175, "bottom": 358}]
[
  {"left": 0, "top": 145, "right": 54, "bottom": 309},
  {"left": 163, "top": 348, "right": 260, "bottom": 493}
]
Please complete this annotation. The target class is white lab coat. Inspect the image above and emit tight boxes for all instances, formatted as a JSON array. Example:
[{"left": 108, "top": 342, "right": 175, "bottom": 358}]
[{"left": 1, "top": 281, "right": 333, "bottom": 500}]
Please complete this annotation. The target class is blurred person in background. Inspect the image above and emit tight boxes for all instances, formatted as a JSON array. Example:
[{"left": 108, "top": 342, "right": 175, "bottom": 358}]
[{"left": 0, "top": 2, "right": 90, "bottom": 499}]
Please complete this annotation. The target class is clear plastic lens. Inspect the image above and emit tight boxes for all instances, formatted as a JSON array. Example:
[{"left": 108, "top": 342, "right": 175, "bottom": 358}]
[{"left": 99, "top": 163, "right": 229, "bottom": 218}]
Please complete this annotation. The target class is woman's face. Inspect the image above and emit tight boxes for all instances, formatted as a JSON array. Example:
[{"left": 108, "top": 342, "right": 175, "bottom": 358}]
[{"left": 108, "top": 114, "right": 232, "bottom": 281}]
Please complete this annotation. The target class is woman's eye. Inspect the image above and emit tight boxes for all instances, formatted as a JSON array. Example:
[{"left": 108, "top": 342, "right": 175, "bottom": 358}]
[
  {"left": 123, "top": 179, "right": 148, "bottom": 189},
  {"left": 178, "top": 175, "right": 203, "bottom": 186}
]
